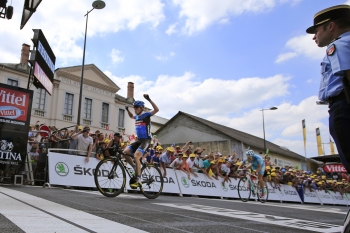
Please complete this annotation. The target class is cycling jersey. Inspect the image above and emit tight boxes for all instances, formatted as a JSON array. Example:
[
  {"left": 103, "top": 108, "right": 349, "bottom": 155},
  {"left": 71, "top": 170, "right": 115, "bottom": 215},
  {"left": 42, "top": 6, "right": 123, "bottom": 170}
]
[
  {"left": 135, "top": 112, "right": 152, "bottom": 139},
  {"left": 242, "top": 154, "right": 264, "bottom": 170}
]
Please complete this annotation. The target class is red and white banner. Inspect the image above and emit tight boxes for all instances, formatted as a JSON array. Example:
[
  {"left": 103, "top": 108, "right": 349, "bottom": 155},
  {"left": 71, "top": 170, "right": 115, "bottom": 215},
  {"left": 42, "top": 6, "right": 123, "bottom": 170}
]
[{"left": 323, "top": 164, "right": 347, "bottom": 173}]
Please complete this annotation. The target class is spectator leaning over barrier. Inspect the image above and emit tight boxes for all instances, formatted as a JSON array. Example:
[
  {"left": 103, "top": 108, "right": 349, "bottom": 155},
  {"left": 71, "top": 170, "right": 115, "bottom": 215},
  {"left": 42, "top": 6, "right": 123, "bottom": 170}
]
[
  {"left": 180, "top": 154, "right": 191, "bottom": 179},
  {"left": 71, "top": 126, "right": 93, "bottom": 162},
  {"left": 151, "top": 150, "right": 161, "bottom": 166},
  {"left": 193, "top": 148, "right": 206, "bottom": 173},
  {"left": 159, "top": 147, "right": 175, "bottom": 177},
  {"left": 219, "top": 160, "right": 232, "bottom": 186},
  {"left": 104, "top": 133, "right": 122, "bottom": 158},
  {"left": 187, "top": 153, "right": 199, "bottom": 178},
  {"left": 68, "top": 126, "right": 80, "bottom": 155},
  {"left": 169, "top": 152, "right": 184, "bottom": 169}
]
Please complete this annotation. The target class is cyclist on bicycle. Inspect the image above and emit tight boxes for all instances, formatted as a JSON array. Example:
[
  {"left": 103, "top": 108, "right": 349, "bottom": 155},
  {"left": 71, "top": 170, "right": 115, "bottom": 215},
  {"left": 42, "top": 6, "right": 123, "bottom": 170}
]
[
  {"left": 124, "top": 94, "right": 159, "bottom": 188},
  {"left": 239, "top": 150, "right": 267, "bottom": 196}
]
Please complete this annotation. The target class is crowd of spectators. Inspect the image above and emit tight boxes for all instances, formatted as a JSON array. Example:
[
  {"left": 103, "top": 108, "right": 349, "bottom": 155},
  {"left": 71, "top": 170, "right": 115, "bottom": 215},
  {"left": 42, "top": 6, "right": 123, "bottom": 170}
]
[{"left": 27, "top": 122, "right": 350, "bottom": 196}]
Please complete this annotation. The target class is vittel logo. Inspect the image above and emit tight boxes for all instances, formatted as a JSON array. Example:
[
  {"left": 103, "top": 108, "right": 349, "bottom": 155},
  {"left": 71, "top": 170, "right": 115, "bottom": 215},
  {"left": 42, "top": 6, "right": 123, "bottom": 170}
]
[
  {"left": 0, "top": 90, "right": 26, "bottom": 106},
  {"left": 0, "top": 140, "right": 22, "bottom": 161}
]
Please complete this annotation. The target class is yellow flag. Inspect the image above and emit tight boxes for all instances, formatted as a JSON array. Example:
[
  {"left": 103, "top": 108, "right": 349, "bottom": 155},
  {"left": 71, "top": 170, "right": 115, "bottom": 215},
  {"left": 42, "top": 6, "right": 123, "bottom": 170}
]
[
  {"left": 302, "top": 119, "right": 306, "bottom": 149},
  {"left": 316, "top": 128, "right": 324, "bottom": 156},
  {"left": 330, "top": 138, "right": 335, "bottom": 155}
]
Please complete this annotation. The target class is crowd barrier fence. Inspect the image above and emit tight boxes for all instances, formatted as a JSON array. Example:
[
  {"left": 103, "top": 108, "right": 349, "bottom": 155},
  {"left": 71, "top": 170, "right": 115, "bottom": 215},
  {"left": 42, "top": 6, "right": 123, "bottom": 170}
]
[{"left": 47, "top": 151, "right": 349, "bottom": 206}]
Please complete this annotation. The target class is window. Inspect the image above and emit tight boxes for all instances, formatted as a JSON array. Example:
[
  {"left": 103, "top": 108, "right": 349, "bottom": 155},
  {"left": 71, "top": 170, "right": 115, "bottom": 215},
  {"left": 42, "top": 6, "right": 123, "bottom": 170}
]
[
  {"left": 64, "top": 93, "right": 74, "bottom": 115},
  {"left": 102, "top": 103, "right": 109, "bottom": 123},
  {"left": 118, "top": 109, "right": 125, "bottom": 128},
  {"left": 7, "top": 78, "right": 18, "bottom": 86},
  {"left": 84, "top": 98, "right": 92, "bottom": 119},
  {"left": 35, "top": 88, "right": 46, "bottom": 110}
]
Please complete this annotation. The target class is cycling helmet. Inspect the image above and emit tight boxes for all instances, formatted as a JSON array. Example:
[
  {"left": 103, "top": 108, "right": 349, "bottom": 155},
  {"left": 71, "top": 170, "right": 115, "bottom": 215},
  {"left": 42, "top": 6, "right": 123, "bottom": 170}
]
[
  {"left": 246, "top": 150, "right": 254, "bottom": 157},
  {"left": 133, "top": 100, "right": 145, "bottom": 108}
]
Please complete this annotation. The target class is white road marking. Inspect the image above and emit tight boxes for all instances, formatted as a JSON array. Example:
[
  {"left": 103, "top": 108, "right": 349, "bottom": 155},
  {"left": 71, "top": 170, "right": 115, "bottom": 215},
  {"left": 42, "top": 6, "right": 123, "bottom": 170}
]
[
  {"left": 206, "top": 198, "right": 347, "bottom": 214},
  {"left": 0, "top": 187, "right": 147, "bottom": 233},
  {"left": 67, "top": 189, "right": 146, "bottom": 198},
  {"left": 0, "top": 192, "right": 87, "bottom": 233},
  {"left": 153, "top": 203, "right": 343, "bottom": 233}
]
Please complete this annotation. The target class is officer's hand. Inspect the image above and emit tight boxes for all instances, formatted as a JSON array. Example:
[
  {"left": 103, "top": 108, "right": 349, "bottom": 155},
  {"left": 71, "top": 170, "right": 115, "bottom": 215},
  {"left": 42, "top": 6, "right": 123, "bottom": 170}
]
[
  {"left": 143, "top": 94, "right": 150, "bottom": 100},
  {"left": 125, "top": 105, "right": 129, "bottom": 110}
]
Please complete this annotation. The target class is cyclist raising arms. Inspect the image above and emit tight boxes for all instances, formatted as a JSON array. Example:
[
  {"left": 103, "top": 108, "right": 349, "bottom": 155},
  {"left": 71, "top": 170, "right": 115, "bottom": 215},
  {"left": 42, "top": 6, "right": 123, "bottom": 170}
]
[
  {"left": 124, "top": 94, "right": 159, "bottom": 188},
  {"left": 239, "top": 150, "right": 267, "bottom": 197}
]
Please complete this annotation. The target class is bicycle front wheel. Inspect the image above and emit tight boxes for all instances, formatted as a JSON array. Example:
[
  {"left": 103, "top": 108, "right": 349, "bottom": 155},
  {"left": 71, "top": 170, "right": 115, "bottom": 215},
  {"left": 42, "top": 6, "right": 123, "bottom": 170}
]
[
  {"left": 94, "top": 158, "right": 126, "bottom": 197},
  {"left": 238, "top": 177, "right": 251, "bottom": 202},
  {"left": 257, "top": 181, "right": 269, "bottom": 203},
  {"left": 139, "top": 164, "right": 163, "bottom": 199}
]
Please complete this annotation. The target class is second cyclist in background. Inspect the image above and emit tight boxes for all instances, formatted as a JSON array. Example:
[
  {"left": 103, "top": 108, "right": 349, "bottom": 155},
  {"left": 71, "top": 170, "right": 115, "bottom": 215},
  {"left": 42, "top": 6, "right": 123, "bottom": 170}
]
[
  {"left": 124, "top": 94, "right": 159, "bottom": 188},
  {"left": 239, "top": 150, "right": 267, "bottom": 197}
]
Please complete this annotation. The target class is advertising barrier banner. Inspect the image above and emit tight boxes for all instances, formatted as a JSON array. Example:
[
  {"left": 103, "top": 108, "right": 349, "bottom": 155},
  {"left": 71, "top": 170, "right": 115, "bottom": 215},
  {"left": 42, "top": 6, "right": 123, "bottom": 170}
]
[
  {"left": 316, "top": 190, "right": 336, "bottom": 205},
  {"left": 266, "top": 183, "right": 282, "bottom": 201},
  {"left": 175, "top": 170, "right": 224, "bottom": 196},
  {"left": 303, "top": 189, "right": 321, "bottom": 204},
  {"left": 221, "top": 178, "right": 240, "bottom": 198},
  {"left": 48, "top": 153, "right": 181, "bottom": 193},
  {"left": 330, "top": 192, "right": 348, "bottom": 206},
  {"left": 278, "top": 184, "right": 302, "bottom": 203},
  {"left": 0, "top": 84, "right": 33, "bottom": 172}
]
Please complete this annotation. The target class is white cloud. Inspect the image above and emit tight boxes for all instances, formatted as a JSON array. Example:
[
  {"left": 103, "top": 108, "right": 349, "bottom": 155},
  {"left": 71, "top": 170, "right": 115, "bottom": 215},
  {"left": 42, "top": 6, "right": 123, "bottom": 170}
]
[
  {"left": 276, "top": 34, "right": 326, "bottom": 62},
  {"left": 105, "top": 70, "right": 290, "bottom": 117},
  {"left": 154, "top": 51, "right": 176, "bottom": 61},
  {"left": 0, "top": 0, "right": 165, "bottom": 65},
  {"left": 109, "top": 49, "right": 124, "bottom": 63},
  {"left": 172, "top": 0, "right": 303, "bottom": 35},
  {"left": 166, "top": 23, "right": 178, "bottom": 35},
  {"left": 275, "top": 52, "right": 297, "bottom": 63}
]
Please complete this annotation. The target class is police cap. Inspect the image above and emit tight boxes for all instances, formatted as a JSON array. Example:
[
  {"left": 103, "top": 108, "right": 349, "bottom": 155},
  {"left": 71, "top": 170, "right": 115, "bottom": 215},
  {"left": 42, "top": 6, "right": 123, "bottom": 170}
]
[{"left": 306, "top": 5, "right": 350, "bottom": 34}]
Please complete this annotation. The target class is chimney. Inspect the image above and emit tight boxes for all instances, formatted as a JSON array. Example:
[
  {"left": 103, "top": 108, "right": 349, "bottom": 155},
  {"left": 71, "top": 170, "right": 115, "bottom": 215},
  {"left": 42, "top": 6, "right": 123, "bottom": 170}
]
[
  {"left": 20, "top": 43, "right": 30, "bottom": 66},
  {"left": 127, "top": 82, "right": 134, "bottom": 99}
]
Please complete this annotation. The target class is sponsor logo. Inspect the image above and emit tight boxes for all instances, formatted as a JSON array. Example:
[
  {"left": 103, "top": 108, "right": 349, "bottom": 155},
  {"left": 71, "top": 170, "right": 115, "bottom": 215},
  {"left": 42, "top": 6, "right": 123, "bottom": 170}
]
[
  {"left": 222, "top": 184, "right": 228, "bottom": 192},
  {"left": 181, "top": 177, "right": 190, "bottom": 188},
  {"left": 55, "top": 162, "right": 69, "bottom": 176},
  {"left": 191, "top": 180, "right": 217, "bottom": 188},
  {"left": 0, "top": 140, "right": 22, "bottom": 163},
  {"left": 323, "top": 164, "right": 347, "bottom": 173},
  {"left": 0, "top": 88, "right": 29, "bottom": 121}
]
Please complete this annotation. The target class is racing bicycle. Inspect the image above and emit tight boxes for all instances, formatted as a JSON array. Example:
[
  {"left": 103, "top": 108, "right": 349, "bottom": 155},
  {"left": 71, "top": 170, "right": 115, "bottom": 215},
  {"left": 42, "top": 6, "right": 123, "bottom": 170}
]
[
  {"left": 94, "top": 145, "right": 164, "bottom": 199},
  {"left": 237, "top": 169, "right": 269, "bottom": 203}
]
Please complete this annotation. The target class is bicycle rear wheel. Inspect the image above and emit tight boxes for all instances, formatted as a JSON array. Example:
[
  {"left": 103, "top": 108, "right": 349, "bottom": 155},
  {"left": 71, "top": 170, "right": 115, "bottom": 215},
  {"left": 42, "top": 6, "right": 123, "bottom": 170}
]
[
  {"left": 94, "top": 158, "right": 126, "bottom": 197},
  {"left": 238, "top": 177, "right": 251, "bottom": 202},
  {"left": 139, "top": 164, "right": 163, "bottom": 199},
  {"left": 257, "top": 181, "right": 269, "bottom": 203}
]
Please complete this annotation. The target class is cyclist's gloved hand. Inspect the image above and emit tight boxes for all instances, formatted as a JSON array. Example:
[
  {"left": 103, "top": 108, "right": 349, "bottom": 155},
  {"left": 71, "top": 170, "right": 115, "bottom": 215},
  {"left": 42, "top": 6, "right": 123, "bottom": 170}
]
[
  {"left": 143, "top": 94, "right": 150, "bottom": 100},
  {"left": 125, "top": 105, "right": 129, "bottom": 110}
]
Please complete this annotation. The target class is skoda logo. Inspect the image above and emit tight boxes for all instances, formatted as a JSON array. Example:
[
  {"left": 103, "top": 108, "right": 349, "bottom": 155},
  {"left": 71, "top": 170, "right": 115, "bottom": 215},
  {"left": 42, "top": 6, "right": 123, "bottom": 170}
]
[
  {"left": 181, "top": 177, "right": 190, "bottom": 188},
  {"left": 55, "top": 162, "right": 69, "bottom": 176},
  {"left": 222, "top": 184, "right": 228, "bottom": 192}
]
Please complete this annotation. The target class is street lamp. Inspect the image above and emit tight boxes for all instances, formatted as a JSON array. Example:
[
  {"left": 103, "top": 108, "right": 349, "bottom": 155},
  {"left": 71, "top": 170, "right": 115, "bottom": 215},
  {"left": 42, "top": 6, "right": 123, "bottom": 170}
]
[
  {"left": 77, "top": 0, "right": 106, "bottom": 125},
  {"left": 260, "top": 107, "right": 278, "bottom": 154}
]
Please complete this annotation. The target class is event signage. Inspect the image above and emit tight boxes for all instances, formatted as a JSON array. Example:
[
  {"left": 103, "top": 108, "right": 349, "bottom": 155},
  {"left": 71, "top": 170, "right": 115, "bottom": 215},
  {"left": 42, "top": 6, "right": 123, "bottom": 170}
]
[
  {"left": 278, "top": 184, "right": 302, "bottom": 203},
  {"left": 0, "top": 84, "right": 33, "bottom": 171},
  {"left": 266, "top": 183, "right": 283, "bottom": 201},
  {"left": 29, "top": 29, "right": 56, "bottom": 95},
  {"left": 303, "top": 189, "right": 321, "bottom": 204},
  {"left": 316, "top": 190, "right": 336, "bottom": 205},
  {"left": 323, "top": 164, "right": 347, "bottom": 173},
  {"left": 330, "top": 192, "right": 349, "bottom": 206}
]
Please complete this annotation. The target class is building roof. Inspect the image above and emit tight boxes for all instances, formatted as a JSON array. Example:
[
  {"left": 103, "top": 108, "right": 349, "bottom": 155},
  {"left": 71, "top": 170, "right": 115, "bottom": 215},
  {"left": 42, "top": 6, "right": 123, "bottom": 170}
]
[
  {"left": 0, "top": 63, "right": 30, "bottom": 74},
  {"left": 156, "top": 111, "right": 305, "bottom": 160},
  {"left": 309, "top": 154, "right": 341, "bottom": 164}
]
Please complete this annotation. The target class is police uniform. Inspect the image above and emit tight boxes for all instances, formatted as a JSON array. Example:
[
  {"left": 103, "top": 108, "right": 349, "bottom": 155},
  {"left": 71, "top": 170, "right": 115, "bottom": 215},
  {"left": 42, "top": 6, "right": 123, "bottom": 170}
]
[
  {"left": 307, "top": 5, "right": 350, "bottom": 176},
  {"left": 307, "top": 8, "right": 350, "bottom": 232}
]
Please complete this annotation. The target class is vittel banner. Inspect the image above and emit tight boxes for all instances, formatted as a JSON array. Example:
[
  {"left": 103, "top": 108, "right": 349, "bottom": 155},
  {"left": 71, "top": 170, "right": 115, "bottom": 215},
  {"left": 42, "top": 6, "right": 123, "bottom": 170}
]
[{"left": 0, "top": 84, "right": 33, "bottom": 171}]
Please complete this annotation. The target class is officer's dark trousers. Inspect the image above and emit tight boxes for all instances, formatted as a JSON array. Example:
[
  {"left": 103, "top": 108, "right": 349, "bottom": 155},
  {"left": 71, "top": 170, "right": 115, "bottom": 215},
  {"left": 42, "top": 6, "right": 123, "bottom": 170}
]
[{"left": 329, "top": 99, "right": 350, "bottom": 173}]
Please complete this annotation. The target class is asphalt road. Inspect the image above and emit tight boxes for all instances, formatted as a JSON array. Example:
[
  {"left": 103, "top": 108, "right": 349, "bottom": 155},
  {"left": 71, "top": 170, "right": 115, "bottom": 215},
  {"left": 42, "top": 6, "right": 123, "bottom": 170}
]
[{"left": 0, "top": 185, "right": 347, "bottom": 233}]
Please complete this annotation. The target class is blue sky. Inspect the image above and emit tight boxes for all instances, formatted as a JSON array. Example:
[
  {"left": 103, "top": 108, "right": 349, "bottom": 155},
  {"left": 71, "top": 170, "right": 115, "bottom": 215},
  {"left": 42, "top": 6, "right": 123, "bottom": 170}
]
[{"left": 1, "top": 0, "right": 349, "bottom": 157}]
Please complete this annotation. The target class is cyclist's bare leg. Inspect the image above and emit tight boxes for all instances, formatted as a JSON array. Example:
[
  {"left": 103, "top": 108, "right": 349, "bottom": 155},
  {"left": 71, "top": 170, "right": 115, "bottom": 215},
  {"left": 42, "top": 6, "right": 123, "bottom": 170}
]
[
  {"left": 258, "top": 174, "right": 265, "bottom": 189},
  {"left": 134, "top": 150, "right": 142, "bottom": 176},
  {"left": 123, "top": 148, "right": 135, "bottom": 167}
]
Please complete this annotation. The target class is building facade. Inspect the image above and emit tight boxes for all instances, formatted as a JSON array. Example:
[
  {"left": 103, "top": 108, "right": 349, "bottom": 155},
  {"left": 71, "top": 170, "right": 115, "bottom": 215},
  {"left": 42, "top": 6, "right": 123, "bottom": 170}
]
[{"left": 0, "top": 44, "right": 166, "bottom": 139}]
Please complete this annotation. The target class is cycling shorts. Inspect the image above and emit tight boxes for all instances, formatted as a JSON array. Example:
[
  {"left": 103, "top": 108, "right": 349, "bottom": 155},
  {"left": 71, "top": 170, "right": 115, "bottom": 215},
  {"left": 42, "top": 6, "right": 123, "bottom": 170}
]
[{"left": 127, "top": 139, "right": 150, "bottom": 155}]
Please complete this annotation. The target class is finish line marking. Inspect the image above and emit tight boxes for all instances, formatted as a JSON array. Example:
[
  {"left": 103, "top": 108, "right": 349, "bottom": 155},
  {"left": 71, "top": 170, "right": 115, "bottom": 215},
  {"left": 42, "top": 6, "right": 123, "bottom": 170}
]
[{"left": 153, "top": 203, "right": 342, "bottom": 233}]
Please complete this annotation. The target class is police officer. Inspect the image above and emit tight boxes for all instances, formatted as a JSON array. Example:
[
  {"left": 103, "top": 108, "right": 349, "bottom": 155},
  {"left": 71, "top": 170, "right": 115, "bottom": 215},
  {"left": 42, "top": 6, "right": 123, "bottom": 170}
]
[{"left": 307, "top": 5, "right": 350, "bottom": 232}]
